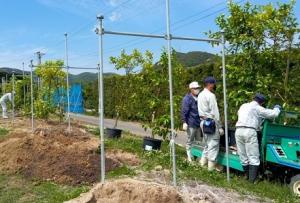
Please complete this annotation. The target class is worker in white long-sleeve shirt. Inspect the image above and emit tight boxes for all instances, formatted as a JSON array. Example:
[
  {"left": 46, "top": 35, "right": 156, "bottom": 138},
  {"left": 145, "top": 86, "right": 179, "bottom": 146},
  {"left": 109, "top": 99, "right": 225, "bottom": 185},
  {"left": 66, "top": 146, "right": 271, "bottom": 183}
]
[
  {"left": 235, "top": 93, "right": 281, "bottom": 183},
  {"left": 198, "top": 76, "right": 224, "bottom": 171},
  {"left": 0, "top": 92, "right": 13, "bottom": 119}
]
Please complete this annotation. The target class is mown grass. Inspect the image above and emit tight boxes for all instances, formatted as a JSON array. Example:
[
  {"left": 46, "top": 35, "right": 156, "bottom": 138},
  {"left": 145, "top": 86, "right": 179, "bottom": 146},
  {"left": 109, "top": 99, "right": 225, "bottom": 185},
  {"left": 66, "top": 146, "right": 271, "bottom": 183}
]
[
  {"left": 0, "top": 174, "right": 89, "bottom": 203},
  {"left": 103, "top": 133, "right": 299, "bottom": 203}
]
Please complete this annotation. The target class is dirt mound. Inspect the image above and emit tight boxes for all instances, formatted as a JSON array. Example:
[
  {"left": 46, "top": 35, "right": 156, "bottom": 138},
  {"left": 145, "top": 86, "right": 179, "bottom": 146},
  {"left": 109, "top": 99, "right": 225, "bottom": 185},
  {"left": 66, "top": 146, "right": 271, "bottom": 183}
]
[
  {"left": 0, "top": 125, "right": 140, "bottom": 185},
  {"left": 65, "top": 178, "right": 184, "bottom": 203}
]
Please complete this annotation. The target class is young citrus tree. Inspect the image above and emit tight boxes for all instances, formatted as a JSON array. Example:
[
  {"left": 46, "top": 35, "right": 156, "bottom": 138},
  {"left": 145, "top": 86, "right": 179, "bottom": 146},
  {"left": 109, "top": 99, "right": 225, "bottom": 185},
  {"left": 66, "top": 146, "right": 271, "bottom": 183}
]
[{"left": 34, "top": 60, "right": 66, "bottom": 119}]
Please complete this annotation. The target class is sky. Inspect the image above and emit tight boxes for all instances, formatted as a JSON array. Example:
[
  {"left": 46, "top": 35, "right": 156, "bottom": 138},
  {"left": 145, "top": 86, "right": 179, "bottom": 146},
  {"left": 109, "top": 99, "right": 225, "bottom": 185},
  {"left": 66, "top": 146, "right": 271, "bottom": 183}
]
[{"left": 0, "top": 0, "right": 299, "bottom": 75}]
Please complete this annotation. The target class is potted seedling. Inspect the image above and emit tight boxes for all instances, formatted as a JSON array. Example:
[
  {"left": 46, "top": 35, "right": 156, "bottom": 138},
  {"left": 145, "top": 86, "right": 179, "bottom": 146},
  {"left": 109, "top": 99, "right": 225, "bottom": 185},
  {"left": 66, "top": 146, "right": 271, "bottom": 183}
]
[
  {"left": 142, "top": 112, "right": 172, "bottom": 151},
  {"left": 105, "top": 110, "right": 122, "bottom": 139}
]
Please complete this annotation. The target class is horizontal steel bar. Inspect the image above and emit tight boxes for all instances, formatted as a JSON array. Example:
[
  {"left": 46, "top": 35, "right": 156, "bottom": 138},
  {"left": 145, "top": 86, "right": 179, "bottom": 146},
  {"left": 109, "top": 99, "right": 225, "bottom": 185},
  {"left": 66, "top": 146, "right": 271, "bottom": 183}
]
[
  {"left": 68, "top": 66, "right": 98, "bottom": 70},
  {"left": 104, "top": 30, "right": 220, "bottom": 43},
  {"left": 32, "top": 65, "right": 98, "bottom": 70},
  {"left": 104, "top": 30, "right": 165, "bottom": 39},
  {"left": 172, "top": 36, "right": 220, "bottom": 43}
]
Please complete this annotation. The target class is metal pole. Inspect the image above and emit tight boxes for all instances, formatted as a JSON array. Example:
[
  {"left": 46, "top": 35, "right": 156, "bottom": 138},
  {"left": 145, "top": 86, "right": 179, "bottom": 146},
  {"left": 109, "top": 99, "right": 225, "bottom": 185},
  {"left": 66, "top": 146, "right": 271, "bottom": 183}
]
[
  {"left": 12, "top": 72, "right": 15, "bottom": 125},
  {"left": 97, "top": 63, "right": 100, "bottom": 114},
  {"left": 30, "top": 60, "right": 34, "bottom": 132},
  {"left": 1, "top": 77, "right": 4, "bottom": 94},
  {"left": 97, "top": 15, "right": 105, "bottom": 183},
  {"left": 221, "top": 31, "right": 230, "bottom": 182},
  {"left": 35, "top": 51, "right": 45, "bottom": 89},
  {"left": 165, "top": 0, "right": 176, "bottom": 186},
  {"left": 64, "top": 33, "right": 71, "bottom": 131},
  {"left": 22, "top": 62, "right": 26, "bottom": 110}
]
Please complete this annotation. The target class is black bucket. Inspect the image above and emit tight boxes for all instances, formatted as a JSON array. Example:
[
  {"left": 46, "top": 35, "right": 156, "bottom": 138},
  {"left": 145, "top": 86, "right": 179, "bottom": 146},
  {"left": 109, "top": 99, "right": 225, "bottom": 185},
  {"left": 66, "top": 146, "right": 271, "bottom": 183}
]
[
  {"left": 143, "top": 137, "right": 162, "bottom": 151},
  {"left": 105, "top": 128, "right": 122, "bottom": 139}
]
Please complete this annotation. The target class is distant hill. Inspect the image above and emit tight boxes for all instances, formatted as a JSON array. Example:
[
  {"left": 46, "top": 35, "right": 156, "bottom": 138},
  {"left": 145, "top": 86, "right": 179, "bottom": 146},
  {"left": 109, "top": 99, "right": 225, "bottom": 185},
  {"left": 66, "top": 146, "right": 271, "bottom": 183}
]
[
  {"left": 175, "top": 51, "right": 217, "bottom": 67},
  {"left": 69, "top": 72, "right": 117, "bottom": 84},
  {"left": 0, "top": 67, "right": 116, "bottom": 83},
  {"left": 0, "top": 67, "right": 30, "bottom": 77},
  {"left": 0, "top": 51, "right": 216, "bottom": 80}
]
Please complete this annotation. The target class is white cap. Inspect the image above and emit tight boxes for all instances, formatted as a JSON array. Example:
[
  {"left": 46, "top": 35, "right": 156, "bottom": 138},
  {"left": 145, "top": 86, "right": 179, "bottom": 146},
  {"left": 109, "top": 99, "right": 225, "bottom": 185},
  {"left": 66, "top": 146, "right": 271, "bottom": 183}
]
[{"left": 189, "top": 81, "right": 200, "bottom": 89}]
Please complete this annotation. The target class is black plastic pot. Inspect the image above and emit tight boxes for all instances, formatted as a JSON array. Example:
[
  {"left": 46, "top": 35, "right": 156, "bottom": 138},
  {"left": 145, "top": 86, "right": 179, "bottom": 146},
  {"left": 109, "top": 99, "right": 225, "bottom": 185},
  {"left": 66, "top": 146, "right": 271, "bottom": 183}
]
[
  {"left": 105, "top": 128, "right": 122, "bottom": 139},
  {"left": 143, "top": 137, "right": 162, "bottom": 151}
]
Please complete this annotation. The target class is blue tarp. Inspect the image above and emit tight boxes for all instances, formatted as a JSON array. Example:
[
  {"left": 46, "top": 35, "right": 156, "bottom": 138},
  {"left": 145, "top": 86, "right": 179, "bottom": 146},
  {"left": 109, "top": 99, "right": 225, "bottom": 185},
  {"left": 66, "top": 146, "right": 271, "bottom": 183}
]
[{"left": 53, "top": 84, "right": 84, "bottom": 113}]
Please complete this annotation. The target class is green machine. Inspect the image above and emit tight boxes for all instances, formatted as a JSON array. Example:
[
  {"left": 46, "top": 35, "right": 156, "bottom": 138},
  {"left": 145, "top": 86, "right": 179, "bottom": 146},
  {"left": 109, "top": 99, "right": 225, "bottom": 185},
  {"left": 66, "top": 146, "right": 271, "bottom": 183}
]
[{"left": 191, "top": 111, "right": 300, "bottom": 195}]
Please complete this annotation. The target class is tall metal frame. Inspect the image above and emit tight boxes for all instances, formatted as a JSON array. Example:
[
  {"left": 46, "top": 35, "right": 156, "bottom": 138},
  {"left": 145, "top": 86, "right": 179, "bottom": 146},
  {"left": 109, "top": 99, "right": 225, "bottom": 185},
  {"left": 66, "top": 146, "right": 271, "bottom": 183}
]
[
  {"left": 95, "top": 0, "right": 229, "bottom": 185},
  {"left": 64, "top": 33, "right": 71, "bottom": 131}
]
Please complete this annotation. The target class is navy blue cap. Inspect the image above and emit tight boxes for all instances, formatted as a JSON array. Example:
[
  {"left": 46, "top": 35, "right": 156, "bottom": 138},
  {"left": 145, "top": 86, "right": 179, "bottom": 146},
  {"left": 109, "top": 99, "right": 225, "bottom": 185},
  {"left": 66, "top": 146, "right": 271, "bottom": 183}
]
[
  {"left": 204, "top": 76, "right": 216, "bottom": 84},
  {"left": 254, "top": 93, "right": 266, "bottom": 103}
]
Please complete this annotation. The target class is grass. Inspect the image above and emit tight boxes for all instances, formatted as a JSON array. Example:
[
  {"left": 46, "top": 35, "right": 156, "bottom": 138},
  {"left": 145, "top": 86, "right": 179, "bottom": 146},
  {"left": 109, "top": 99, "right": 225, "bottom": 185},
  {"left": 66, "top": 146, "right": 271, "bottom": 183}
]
[
  {"left": 0, "top": 124, "right": 297, "bottom": 202},
  {"left": 103, "top": 133, "right": 300, "bottom": 203},
  {"left": 0, "top": 174, "right": 89, "bottom": 203},
  {"left": 0, "top": 127, "right": 8, "bottom": 139}
]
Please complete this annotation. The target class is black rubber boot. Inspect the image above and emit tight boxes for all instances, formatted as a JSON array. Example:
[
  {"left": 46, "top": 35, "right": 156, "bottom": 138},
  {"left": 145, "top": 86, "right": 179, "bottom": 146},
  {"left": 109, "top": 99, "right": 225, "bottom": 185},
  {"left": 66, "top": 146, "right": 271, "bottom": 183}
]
[
  {"left": 242, "top": 165, "right": 249, "bottom": 180},
  {"left": 249, "top": 165, "right": 259, "bottom": 183}
]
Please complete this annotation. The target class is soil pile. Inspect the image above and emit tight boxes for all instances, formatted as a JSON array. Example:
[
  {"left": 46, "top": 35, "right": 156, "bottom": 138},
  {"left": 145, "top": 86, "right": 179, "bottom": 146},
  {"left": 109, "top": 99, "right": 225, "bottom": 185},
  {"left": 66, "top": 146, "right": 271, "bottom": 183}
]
[
  {"left": 65, "top": 178, "right": 184, "bottom": 203},
  {"left": 0, "top": 124, "right": 139, "bottom": 185}
]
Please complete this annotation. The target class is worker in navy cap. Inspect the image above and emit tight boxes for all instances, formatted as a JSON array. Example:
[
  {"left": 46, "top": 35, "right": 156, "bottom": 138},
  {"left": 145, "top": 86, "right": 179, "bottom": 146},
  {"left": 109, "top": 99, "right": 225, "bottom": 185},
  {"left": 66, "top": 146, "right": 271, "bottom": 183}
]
[
  {"left": 235, "top": 93, "right": 281, "bottom": 183},
  {"left": 197, "top": 76, "right": 224, "bottom": 171},
  {"left": 181, "top": 81, "right": 202, "bottom": 162}
]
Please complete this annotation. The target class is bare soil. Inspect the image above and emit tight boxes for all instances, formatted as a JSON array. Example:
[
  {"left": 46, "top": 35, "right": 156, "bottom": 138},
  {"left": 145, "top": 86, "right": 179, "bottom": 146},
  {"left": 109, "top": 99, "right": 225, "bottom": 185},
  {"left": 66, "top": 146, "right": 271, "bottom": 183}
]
[
  {"left": 66, "top": 169, "right": 272, "bottom": 203},
  {"left": 65, "top": 178, "right": 184, "bottom": 203},
  {"left": 0, "top": 118, "right": 140, "bottom": 185}
]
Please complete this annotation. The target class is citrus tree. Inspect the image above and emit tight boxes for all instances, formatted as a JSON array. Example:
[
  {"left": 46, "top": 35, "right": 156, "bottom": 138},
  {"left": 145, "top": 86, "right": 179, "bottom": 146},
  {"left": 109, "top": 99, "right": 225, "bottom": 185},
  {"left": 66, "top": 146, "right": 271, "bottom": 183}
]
[
  {"left": 209, "top": 0, "right": 299, "bottom": 120},
  {"left": 34, "top": 60, "right": 66, "bottom": 119}
]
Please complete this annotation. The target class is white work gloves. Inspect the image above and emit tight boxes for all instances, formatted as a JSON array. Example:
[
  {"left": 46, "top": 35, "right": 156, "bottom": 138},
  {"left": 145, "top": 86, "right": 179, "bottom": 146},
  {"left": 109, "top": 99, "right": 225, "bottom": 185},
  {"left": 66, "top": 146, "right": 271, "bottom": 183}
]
[
  {"left": 182, "top": 123, "right": 188, "bottom": 131},
  {"left": 218, "top": 128, "right": 224, "bottom": 136}
]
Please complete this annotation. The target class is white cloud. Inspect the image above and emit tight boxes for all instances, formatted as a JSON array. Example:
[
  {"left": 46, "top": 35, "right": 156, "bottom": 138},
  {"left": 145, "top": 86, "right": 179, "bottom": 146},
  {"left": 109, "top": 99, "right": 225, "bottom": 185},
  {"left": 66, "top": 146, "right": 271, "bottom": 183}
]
[
  {"left": 107, "top": 0, "right": 120, "bottom": 7},
  {"left": 109, "top": 11, "right": 121, "bottom": 22}
]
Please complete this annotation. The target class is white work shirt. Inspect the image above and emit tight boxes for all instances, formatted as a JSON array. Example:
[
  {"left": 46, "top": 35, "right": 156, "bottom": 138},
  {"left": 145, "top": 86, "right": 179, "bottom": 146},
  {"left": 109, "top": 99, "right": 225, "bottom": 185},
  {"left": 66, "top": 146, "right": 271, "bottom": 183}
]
[
  {"left": 197, "top": 88, "right": 220, "bottom": 121},
  {"left": 0, "top": 93, "right": 12, "bottom": 103},
  {"left": 236, "top": 101, "right": 280, "bottom": 130}
]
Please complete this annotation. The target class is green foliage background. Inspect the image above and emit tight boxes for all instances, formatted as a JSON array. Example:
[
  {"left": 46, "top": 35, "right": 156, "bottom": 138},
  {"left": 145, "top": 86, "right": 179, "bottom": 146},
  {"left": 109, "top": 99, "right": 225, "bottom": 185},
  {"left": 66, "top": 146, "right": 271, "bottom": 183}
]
[{"left": 83, "top": 1, "right": 299, "bottom": 135}]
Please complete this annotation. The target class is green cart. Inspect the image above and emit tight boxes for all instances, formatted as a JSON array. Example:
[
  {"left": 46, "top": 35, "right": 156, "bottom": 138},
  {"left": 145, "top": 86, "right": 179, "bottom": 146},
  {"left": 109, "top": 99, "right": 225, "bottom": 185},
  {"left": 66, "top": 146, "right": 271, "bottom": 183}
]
[{"left": 191, "top": 111, "right": 300, "bottom": 195}]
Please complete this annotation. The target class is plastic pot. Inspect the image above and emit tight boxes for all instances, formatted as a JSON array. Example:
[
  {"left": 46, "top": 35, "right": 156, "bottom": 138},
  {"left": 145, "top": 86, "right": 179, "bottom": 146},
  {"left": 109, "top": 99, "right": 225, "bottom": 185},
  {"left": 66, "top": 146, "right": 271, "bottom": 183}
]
[
  {"left": 105, "top": 128, "right": 122, "bottom": 139},
  {"left": 143, "top": 137, "right": 162, "bottom": 151}
]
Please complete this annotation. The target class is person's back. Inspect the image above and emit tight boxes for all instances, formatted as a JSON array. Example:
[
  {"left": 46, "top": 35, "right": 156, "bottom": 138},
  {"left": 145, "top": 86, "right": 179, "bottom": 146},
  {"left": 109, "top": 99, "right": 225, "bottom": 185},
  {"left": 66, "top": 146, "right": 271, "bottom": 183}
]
[
  {"left": 0, "top": 93, "right": 12, "bottom": 119},
  {"left": 236, "top": 101, "right": 280, "bottom": 130},
  {"left": 198, "top": 88, "right": 220, "bottom": 121},
  {"left": 235, "top": 93, "right": 281, "bottom": 183},
  {"left": 0, "top": 93, "right": 12, "bottom": 103}
]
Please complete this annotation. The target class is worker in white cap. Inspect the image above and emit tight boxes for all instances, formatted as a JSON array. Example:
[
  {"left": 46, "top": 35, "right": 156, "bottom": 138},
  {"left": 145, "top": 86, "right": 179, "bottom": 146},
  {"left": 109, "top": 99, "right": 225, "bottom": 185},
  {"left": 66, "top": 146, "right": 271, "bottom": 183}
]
[
  {"left": 181, "top": 81, "right": 202, "bottom": 162},
  {"left": 0, "top": 92, "right": 13, "bottom": 119}
]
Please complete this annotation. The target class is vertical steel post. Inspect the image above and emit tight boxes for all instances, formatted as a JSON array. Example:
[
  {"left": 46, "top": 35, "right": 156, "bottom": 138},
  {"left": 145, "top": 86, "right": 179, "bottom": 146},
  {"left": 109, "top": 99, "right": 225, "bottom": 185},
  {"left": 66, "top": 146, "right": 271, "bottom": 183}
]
[
  {"left": 97, "top": 63, "right": 100, "bottom": 114},
  {"left": 165, "top": 0, "right": 176, "bottom": 186},
  {"left": 30, "top": 60, "right": 34, "bottom": 132},
  {"left": 64, "top": 33, "right": 71, "bottom": 131},
  {"left": 12, "top": 72, "right": 15, "bottom": 125},
  {"left": 221, "top": 31, "right": 230, "bottom": 182},
  {"left": 22, "top": 62, "right": 26, "bottom": 110},
  {"left": 97, "top": 15, "right": 105, "bottom": 183}
]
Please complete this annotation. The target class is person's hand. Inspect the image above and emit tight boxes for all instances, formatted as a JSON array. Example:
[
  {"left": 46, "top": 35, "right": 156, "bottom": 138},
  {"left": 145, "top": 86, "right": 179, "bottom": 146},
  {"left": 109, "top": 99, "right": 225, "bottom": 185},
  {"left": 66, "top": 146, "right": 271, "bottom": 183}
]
[
  {"left": 274, "top": 104, "right": 282, "bottom": 110},
  {"left": 218, "top": 128, "right": 224, "bottom": 136},
  {"left": 182, "top": 123, "right": 188, "bottom": 131}
]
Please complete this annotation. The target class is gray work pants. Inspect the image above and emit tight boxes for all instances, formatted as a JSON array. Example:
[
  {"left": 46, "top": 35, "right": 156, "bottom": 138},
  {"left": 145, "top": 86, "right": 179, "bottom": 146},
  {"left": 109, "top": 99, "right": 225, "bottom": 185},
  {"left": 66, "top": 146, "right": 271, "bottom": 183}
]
[
  {"left": 200, "top": 121, "right": 220, "bottom": 162},
  {"left": 186, "top": 127, "right": 202, "bottom": 151},
  {"left": 235, "top": 128, "right": 260, "bottom": 166}
]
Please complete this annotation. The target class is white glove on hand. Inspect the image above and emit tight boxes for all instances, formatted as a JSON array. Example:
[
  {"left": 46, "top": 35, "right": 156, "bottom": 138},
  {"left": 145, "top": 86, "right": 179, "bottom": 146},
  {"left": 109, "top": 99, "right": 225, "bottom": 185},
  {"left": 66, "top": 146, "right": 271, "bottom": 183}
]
[
  {"left": 182, "top": 123, "right": 188, "bottom": 131},
  {"left": 219, "top": 128, "right": 224, "bottom": 136}
]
